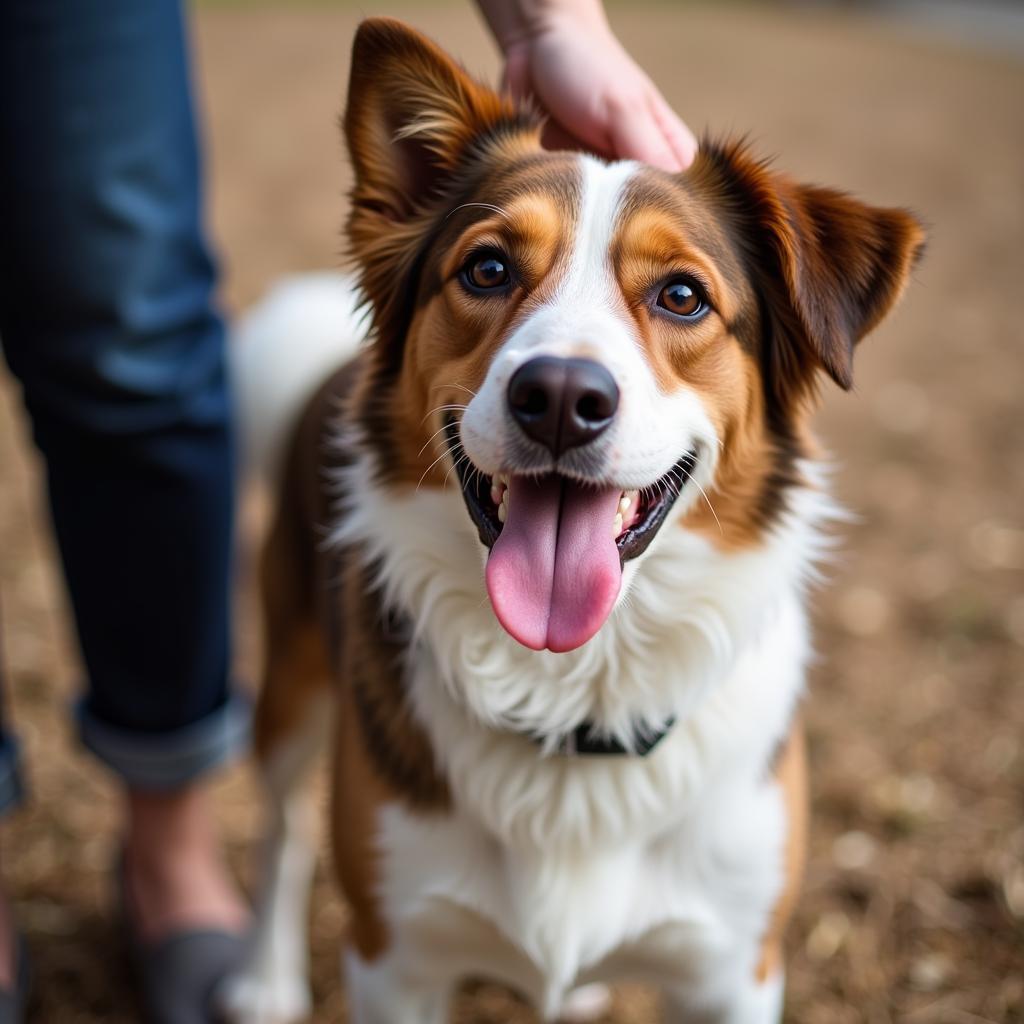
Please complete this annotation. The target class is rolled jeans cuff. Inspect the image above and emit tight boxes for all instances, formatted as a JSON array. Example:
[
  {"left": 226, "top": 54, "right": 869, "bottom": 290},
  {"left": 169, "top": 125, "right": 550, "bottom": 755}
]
[
  {"left": 0, "top": 733, "right": 27, "bottom": 817},
  {"left": 76, "top": 692, "right": 251, "bottom": 791}
]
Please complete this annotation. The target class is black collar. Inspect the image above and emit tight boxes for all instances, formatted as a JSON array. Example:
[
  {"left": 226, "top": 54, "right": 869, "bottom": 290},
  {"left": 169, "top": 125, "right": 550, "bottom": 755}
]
[{"left": 550, "top": 718, "right": 676, "bottom": 757}]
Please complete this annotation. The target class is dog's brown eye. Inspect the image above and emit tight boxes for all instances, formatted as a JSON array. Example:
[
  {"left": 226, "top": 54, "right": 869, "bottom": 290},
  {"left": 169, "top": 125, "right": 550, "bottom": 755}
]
[
  {"left": 658, "top": 279, "right": 706, "bottom": 318},
  {"left": 466, "top": 255, "right": 509, "bottom": 291}
]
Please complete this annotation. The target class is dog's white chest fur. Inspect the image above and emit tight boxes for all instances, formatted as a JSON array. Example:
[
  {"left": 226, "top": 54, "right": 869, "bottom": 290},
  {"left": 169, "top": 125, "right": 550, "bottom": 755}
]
[
  {"left": 325, "top": 462, "right": 830, "bottom": 1019},
  {"left": 379, "top": 752, "right": 788, "bottom": 1019},
  {"left": 318, "top": 452, "right": 833, "bottom": 1021},
  {"left": 371, "top": 558, "right": 808, "bottom": 1018}
]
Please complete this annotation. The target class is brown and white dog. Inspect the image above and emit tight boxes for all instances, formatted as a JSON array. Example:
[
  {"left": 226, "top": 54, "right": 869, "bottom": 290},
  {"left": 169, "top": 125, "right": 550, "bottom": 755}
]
[{"left": 221, "top": 17, "right": 924, "bottom": 1024}]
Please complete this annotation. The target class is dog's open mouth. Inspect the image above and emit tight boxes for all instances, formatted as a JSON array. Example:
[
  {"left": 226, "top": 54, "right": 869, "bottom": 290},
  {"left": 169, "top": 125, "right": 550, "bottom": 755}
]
[{"left": 447, "top": 418, "right": 697, "bottom": 653}]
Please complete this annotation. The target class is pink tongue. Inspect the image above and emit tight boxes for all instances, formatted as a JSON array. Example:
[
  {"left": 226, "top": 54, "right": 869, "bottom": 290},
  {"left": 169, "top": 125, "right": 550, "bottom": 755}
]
[{"left": 485, "top": 476, "right": 623, "bottom": 652}]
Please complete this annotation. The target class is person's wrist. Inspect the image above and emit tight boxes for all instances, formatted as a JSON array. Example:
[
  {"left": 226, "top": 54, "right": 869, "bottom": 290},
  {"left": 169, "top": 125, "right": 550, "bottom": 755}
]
[
  {"left": 497, "top": 0, "right": 610, "bottom": 52},
  {"left": 523, "top": 0, "right": 609, "bottom": 34}
]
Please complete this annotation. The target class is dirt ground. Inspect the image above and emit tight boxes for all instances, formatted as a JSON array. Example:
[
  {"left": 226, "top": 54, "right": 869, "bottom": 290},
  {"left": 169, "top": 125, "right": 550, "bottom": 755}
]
[{"left": 0, "top": 3, "right": 1021, "bottom": 1022}]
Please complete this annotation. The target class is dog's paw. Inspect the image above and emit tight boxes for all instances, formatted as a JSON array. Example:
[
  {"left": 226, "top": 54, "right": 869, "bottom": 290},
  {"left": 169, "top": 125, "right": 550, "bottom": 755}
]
[
  {"left": 214, "top": 969, "right": 312, "bottom": 1024},
  {"left": 559, "top": 983, "right": 612, "bottom": 1022}
]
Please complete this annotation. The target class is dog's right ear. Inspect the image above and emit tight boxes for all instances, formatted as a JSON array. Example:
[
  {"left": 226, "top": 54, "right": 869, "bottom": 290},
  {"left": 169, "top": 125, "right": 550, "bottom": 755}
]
[
  {"left": 345, "top": 17, "right": 534, "bottom": 224},
  {"left": 343, "top": 18, "right": 537, "bottom": 342}
]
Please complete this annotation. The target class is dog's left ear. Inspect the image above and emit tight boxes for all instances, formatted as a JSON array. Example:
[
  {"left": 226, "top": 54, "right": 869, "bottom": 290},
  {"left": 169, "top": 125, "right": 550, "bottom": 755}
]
[{"left": 698, "top": 141, "right": 926, "bottom": 407}]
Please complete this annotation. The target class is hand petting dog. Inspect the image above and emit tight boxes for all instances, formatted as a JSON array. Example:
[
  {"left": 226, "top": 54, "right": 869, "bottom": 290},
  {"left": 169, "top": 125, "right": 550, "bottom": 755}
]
[{"left": 479, "top": 0, "right": 697, "bottom": 170}]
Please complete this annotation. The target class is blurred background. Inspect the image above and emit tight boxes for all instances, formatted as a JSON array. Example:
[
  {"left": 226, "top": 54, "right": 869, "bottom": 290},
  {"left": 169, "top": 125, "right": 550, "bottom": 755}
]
[{"left": 0, "top": 1, "right": 1021, "bottom": 1021}]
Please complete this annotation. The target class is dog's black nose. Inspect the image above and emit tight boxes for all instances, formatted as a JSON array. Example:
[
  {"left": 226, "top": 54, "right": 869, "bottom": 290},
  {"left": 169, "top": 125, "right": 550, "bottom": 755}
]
[{"left": 507, "top": 356, "right": 619, "bottom": 457}]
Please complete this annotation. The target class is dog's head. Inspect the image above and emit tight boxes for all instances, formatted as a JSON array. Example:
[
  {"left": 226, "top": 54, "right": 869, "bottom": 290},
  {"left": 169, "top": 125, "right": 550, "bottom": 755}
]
[{"left": 343, "top": 18, "right": 925, "bottom": 654}]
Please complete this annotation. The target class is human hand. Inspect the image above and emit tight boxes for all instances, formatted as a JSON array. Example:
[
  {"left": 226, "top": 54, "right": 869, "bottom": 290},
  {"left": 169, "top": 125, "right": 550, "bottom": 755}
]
[{"left": 484, "top": 0, "right": 696, "bottom": 171}]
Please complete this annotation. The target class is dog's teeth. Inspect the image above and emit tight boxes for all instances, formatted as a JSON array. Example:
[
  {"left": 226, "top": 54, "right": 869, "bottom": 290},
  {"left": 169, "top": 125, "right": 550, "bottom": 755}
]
[
  {"left": 490, "top": 484, "right": 502, "bottom": 505},
  {"left": 618, "top": 494, "right": 632, "bottom": 514},
  {"left": 498, "top": 503, "right": 507, "bottom": 524},
  {"left": 613, "top": 512, "right": 623, "bottom": 537}
]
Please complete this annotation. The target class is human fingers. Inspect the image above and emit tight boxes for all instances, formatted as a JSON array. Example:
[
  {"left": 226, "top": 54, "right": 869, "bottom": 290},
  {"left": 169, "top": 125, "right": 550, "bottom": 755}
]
[
  {"left": 604, "top": 93, "right": 683, "bottom": 172},
  {"left": 650, "top": 92, "right": 698, "bottom": 170}
]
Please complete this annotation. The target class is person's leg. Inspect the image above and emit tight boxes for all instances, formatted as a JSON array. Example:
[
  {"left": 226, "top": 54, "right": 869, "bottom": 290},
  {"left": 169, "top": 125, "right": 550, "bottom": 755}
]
[
  {"left": 0, "top": 615, "right": 28, "bottom": 990},
  {"left": 0, "top": 884, "right": 13, "bottom": 993},
  {"left": 0, "top": 0, "right": 248, "bottom": 955}
]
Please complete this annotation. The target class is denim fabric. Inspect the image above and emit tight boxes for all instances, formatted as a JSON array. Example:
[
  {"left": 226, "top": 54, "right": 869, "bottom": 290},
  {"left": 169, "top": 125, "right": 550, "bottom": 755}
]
[
  {"left": 0, "top": 0, "right": 248, "bottom": 796},
  {"left": 0, "top": 732, "right": 26, "bottom": 817},
  {"left": 77, "top": 693, "right": 251, "bottom": 793}
]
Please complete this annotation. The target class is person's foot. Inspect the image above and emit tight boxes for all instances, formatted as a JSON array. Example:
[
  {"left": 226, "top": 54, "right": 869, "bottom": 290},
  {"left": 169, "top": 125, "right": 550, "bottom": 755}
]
[{"left": 123, "top": 786, "right": 249, "bottom": 945}]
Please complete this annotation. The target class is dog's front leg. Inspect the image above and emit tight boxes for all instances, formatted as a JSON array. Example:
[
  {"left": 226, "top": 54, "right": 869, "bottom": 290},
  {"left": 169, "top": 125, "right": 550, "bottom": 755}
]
[
  {"left": 344, "top": 948, "right": 451, "bottom": 1024},
  {"left": 216, "top": 686, "right": 330, "bottom": 1024},
  {"left": 217, "top": 502, "right": 336, "bottom": 1024},
  {"left": 663, "top": 968, "right": 785, "bottom": 1024}
]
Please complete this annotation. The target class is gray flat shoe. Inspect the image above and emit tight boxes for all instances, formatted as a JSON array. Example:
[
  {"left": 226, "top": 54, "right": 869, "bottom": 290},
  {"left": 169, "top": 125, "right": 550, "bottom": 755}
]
[
  {"left": 116, "top": 853, "right": 247, "bottom": 1024},
  {"left": 0, "top": 934, "right": 31, "bottom": 1024},
  {"left": 127, "top": 928, "right": 246, "bottom": 1024}
]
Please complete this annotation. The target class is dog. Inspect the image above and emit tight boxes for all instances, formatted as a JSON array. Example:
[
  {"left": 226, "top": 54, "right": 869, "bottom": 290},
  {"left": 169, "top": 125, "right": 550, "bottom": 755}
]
[{"left": 220, "top": 17, "right": 925, "bottom": 1024}]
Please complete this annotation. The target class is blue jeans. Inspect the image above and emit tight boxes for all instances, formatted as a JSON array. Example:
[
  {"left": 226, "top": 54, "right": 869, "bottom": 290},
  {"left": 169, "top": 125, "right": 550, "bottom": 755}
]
[{"left": 0, "top": 0, "right": 248, "bottom": 809}]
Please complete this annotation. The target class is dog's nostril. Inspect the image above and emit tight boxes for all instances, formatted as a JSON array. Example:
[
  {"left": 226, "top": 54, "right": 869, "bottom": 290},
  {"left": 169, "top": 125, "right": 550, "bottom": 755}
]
[
  {"left": 576, "top": 391, "right": 611, "bottom": 424},
  {"left": 514, "top": 387, "right": 548, "bottom": 417}
]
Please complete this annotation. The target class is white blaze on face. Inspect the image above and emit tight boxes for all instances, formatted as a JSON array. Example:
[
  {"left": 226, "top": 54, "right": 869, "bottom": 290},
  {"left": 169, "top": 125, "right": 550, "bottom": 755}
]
[
  {"left": 462, "top": 156, "right": 719, "bottom": 653},
  {"left": 461, "top": 157, "right": 636, "bottom": 475}
]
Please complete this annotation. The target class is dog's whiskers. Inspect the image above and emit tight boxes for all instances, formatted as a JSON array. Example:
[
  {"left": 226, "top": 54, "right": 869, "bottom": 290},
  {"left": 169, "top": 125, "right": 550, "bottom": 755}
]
[
  {"left": 443, "top": 202, "right": 508, "bottom": 223},
  {"left": 419, "top": 403, "right": 469, "bottom": 428},
  {"left": 417, "top": 442, "right": 460, "bottom": 492},
  {"left": 443, "top": 450, "right": 472, "bottom": 491},
  {"left": 678, "top": 464, "right": 723, "bottom": 535},
  {"left": 427, "top": 382, "right": 478, "bottom": 400},
  {"left": 418, "top": 418, "right": 464, "bottom": 458}
]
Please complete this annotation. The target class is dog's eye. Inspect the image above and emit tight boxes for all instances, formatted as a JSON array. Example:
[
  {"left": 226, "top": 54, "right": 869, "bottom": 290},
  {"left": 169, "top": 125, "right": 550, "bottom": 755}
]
[
  {"left": 464, "top": 254, "right": 510, "bottom": 292},
  {"left": 658, "top": 279, "right": 707, "bottom": 319}
]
